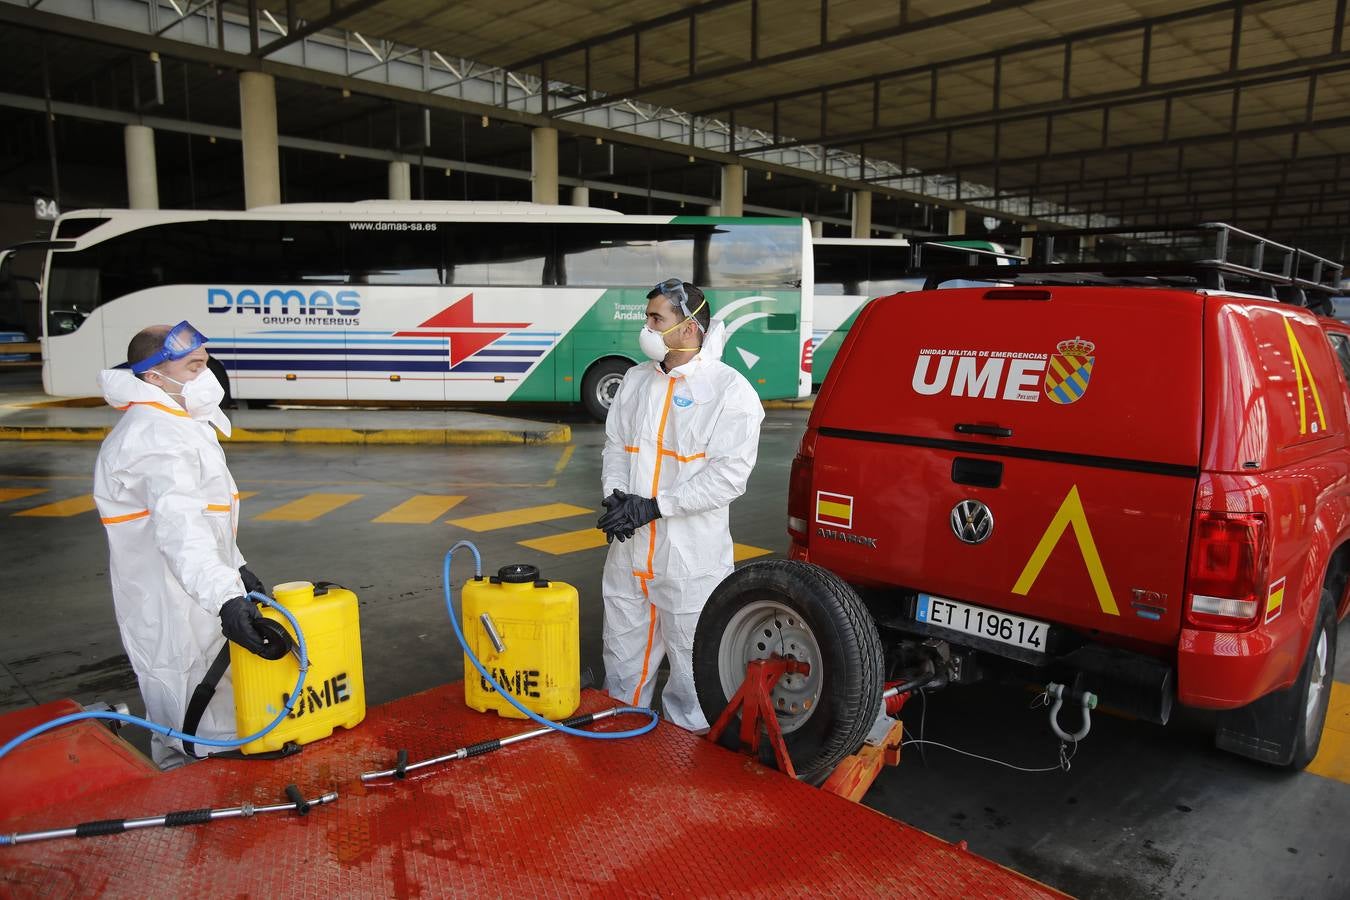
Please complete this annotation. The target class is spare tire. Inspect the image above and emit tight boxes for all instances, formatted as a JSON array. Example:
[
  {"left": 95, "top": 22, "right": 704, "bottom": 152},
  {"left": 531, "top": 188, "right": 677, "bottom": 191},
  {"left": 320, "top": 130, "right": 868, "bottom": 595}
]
[{"left": 693, "top": 560, "right": 883, "bottom": 784}]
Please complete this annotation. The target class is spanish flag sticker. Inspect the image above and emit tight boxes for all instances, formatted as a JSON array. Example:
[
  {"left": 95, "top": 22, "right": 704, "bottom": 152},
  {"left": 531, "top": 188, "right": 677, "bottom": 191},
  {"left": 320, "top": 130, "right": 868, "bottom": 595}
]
[
  {"left": 1266, "top": 577, "right": 1286, "bottom": 623},
  {"left": 816, "top": 491, "right": 853, "bottom": 529}
]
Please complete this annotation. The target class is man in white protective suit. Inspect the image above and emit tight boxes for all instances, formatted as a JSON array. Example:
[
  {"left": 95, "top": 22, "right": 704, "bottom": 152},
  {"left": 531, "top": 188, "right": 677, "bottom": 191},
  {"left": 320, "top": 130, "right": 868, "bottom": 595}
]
[
  {"left": 597, "top": 279, "right": 764, "bottom": 731},
  {"left": 94, "top": 322, "right": 273, "bottom": 768}
]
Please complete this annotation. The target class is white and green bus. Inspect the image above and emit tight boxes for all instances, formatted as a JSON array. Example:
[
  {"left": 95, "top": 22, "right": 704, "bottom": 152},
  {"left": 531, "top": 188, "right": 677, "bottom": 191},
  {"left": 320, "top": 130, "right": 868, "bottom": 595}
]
[
  {"left": 40, "top": 202, "right": 813, "bottom": 419},
  {"left": 811, "top": 237, "right": 921, "bottom": 385}
]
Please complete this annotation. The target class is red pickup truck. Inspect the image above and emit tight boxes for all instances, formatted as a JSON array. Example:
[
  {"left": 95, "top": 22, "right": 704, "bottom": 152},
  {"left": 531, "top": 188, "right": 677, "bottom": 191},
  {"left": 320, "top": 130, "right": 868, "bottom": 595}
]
[{"left": 694, "top": 226, "right": 1347, "bottom": 781}]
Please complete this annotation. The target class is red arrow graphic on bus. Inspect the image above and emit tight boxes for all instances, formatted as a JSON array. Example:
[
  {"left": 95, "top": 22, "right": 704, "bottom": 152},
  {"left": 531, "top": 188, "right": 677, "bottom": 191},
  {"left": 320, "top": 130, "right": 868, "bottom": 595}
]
[{"left": 393, "top": 294, "right": 531, "bottom": 366}]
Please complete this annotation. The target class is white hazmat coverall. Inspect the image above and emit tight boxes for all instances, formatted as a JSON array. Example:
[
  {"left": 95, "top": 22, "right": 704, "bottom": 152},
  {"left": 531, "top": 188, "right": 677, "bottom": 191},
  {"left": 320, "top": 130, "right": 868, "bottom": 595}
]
[
  {"left": 601, "top": 321, "right": 764, "bottom": 730},
  {"left": 93, "top": 369, "right": 246, "bottom": 767}
]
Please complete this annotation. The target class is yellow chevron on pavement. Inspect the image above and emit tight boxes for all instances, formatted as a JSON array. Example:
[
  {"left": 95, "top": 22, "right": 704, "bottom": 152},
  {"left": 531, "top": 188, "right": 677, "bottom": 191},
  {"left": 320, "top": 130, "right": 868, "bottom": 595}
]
[
  {"left": 255, "top": 493, "right": 362, "bottom": 522},
  {"left": 519, "top": 527, "right": 609, "bottom": 555},
  {"left": 374, "top": 495, "right": 467, "bottom": 524},
  {"left": 15, "top": 494, "right": 97, "bottom": 518},
  {"left": 450, "top": 502, "right": 592, "bottom": 532}
]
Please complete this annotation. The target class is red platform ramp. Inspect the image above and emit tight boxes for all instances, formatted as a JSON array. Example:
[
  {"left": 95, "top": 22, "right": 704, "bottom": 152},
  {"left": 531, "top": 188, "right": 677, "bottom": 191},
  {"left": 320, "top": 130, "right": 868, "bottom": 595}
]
[{"left": 1, "top": 685, "right": 1061, "bottom": 897}]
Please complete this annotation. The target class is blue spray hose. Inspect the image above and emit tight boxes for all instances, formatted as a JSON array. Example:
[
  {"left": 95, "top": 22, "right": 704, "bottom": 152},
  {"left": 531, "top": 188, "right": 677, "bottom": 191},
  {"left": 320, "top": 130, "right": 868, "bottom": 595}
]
[
  {"left": 444, "top": 541, "right": 658, "bottom": 740},
  {"left": 0, "top": 591, "right": 309, "bottom": 770}
]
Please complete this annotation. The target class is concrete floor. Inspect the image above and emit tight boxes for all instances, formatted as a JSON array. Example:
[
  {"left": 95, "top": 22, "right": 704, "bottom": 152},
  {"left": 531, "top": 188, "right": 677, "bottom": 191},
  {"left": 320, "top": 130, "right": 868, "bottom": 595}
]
[{"left": 1, "top": 402, "right": 1347, "bottom": 898}]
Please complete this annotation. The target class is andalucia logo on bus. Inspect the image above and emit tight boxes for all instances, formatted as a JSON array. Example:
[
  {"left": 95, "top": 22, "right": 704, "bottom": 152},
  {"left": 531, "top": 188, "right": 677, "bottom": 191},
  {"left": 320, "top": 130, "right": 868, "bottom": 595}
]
[{"left": 1044, "top": 336, "right": 1095, "bottom": 405}]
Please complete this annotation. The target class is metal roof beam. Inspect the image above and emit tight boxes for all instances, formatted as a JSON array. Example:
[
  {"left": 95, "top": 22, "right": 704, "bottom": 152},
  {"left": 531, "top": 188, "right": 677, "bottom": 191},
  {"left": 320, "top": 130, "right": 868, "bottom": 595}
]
[
  {"left": 698, "top": 0, "right": 1244, "bottom": 119},
  {"left": 252, "top": 0, "right": 393, "bottom": 58},
  {"left": 895, "top": 114, "right": 1350, "bottom": 181},
  {"left": 547, "top": 0, "right": 1039, "bottom": 117},
  {"left": 748, "top": 53, "right": 1349, "bottom": 155}
]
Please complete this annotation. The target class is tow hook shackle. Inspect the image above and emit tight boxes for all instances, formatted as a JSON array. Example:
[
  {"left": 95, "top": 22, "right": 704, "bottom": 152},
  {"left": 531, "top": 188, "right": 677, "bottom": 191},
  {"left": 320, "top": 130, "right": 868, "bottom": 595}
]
[{"left": 1045, "top": 682, "right": 1098, "bottom": 742}]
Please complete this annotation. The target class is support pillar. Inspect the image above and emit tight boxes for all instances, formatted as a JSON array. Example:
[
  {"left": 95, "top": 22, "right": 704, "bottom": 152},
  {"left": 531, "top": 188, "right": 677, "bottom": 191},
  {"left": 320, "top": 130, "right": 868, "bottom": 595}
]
[
  {"left": 1020, "top": 224, "right": 1038, "bottom": 261},
  {"left": 947, "top": 207, "right": 967, "bottom": 235},
  {"left": 388, "top": 161, "right": 412, "bottom": 200},
  {"left": 810, "top": 219, "right": 824, "bottom": 239},
  {"left": 123, "top": 125, "right": 159, "bottom": 210},
  {"left": 851, "top": 190, "right": 872, "bottom": 238},
  {"left": 531, "top": 127, "right": 558, "bottom": 204},
  {"left": 571, "top": 186, "right": 590, "bottom": 206},
  {"left": 719, "top": 164, "right": 744, "bottom": 217},
  {"left": 239, "top": 72, "right": 280, "bottom": 208}
]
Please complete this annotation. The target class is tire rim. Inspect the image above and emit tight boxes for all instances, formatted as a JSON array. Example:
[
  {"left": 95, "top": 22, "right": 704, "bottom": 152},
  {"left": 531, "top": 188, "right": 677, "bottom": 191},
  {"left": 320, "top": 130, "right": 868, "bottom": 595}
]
[
  {"left": 1305, "top": 624, "right": 1329, "bottom": 747},
  {"left": 596, "top": 372, "right": 624, "bottom": 411},
  {"left": 717, "top": 599, "right": 824, "bottom": 734}
]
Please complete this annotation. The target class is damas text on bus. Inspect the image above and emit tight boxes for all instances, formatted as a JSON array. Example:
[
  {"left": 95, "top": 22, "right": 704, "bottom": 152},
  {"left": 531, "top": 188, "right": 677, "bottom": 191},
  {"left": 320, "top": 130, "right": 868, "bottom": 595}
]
[
  {"left": 913, "top": 348, "right": 1050, "bottom": 402},
  {"left": 207, "top": 287, "right": 362, "bottom": 326}
]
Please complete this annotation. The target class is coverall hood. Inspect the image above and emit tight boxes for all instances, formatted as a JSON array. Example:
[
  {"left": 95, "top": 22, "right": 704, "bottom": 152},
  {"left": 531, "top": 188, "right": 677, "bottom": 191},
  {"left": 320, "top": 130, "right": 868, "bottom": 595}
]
[{"left": 100, "top": 368, "right": 232, "bottom": 437}]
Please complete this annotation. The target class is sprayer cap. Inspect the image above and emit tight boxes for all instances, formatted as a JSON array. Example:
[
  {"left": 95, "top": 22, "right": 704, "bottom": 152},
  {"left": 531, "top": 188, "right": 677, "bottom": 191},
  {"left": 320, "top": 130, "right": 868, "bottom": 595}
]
[{"left": 496, "top": 564, "right": 540, "bottom": 584}]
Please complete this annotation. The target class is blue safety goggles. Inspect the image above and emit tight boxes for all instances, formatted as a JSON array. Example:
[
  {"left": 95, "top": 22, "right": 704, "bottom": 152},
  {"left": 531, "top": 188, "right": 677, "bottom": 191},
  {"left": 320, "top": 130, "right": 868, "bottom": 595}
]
[
  {"left": 130, "top": 320, "right": 209, "bottom": 374},
  {"left": 652, "top": 278, "right": 707, "bottom": 332}
]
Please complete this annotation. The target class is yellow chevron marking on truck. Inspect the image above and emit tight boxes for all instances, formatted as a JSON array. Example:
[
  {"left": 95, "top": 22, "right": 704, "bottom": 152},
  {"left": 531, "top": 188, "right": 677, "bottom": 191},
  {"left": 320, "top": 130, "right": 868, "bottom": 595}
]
[
  {"left": 1011, "top": 485, "right": 1120, "bottom": 616},
  {"left": 1284, "top": 318, "right": 1327, "bottom": 436}
]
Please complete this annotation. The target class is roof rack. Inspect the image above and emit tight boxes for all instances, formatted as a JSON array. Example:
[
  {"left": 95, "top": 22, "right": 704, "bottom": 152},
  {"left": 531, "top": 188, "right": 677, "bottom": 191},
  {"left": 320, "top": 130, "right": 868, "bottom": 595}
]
[{"left": 911, "top": 223, "right": 1344, "bottom": 314}]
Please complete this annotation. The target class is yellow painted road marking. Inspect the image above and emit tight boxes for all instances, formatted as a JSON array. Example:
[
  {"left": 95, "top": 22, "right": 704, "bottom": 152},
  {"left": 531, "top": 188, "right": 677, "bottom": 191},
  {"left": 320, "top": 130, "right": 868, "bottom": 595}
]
[
  {"left": 255, "top": 493, "right": 362, "bottom": 522},
  {"left": 373, "top": 495, "right": 467, "bottom": 524},
  {"left": 734, "top": 544, "right": 773, "bottom": 562},
  {"left": 450, "top": 502, "right": 592, "bottom": 532},
  {"left": 1308, "top": 681, "right": 1350, "bottom": 784},
  {"left": 0, "top": 488, "right": 46, "bottom": 503},
  {"left": 519, "top": 527, "right": 609, "bottom": 555},
  {"left": 553, "top": 444, "right": 575, "bottom": 475},
  {"left": 236, "top": 491, "right": 259, "bottom": 501},
  {"left": 14, "top": 494, "right": 97, "bottom": 517}
]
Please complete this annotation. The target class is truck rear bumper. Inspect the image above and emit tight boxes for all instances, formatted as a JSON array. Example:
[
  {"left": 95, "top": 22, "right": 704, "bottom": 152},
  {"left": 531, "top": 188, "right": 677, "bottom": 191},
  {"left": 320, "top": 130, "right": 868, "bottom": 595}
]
[{"left": 1177, "top": 627, "right": 1295, "bottom": 709}]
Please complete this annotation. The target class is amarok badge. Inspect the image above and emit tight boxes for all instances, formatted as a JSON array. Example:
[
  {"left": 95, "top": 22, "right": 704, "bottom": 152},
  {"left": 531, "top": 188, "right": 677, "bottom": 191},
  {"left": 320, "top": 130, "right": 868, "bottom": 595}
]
[{"left": 1044, "top": 336, "right": 1095, "bottom": 405}]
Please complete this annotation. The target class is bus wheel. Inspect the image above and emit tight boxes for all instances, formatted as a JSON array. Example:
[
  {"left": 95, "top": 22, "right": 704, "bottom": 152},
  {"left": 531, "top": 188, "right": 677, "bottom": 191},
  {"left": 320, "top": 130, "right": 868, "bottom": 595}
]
[
  {"left": 205, "top": 356, "right": 234, "bottom": 409},
  {"left": 581, "top": 357, "right": 632, "bottom": 422}
]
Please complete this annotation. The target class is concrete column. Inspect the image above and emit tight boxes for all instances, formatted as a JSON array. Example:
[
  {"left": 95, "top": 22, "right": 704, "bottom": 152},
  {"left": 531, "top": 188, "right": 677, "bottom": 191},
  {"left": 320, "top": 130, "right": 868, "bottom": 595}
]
[
  {"left": 123, "top": 125, "right": 159, "bottom": 210},
  {"left": 719, "top": 164, "right": 744, "bottom": 217},
  {"left": 531, "top": 127, "right": 558, "bottom": 204},
  {"left": 706, "top": 205, "right": 722, "bottom": 216},
  {"left": 851, "top": 190, "right": 872, "bottom": 238},
  {"left": 388, "top": 161, "right": 412, "bottom": 200},
  {"left": 570, "top": 186, "right": 590, "bottom": 206},
  {"left": 810, "top": 219, "right": 824, "bottom": 239},
  {"left": 947, "top": 207, "right": 967, "bottom": 235},
  {"left": 1020, "top": 224, "right": 1038, "bottom": 261},
  {"left": 239, "top": 71, "right": 280, "bottom": 208}
]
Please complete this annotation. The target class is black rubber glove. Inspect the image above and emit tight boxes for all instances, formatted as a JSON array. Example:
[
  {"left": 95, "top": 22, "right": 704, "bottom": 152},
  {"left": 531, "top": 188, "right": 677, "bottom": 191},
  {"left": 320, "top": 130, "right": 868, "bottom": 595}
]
[
  {"left": 219, "top": 596, "right": 270, "bottom": 657},
  {"left": 598, "top": 492, "right": 661, "bottom": 542},
  {"left": 599, "top": 490, "right": 628, "bottom": 543},
  {"left": 239, "top": 565, "right": 266, "bottom": 597}
]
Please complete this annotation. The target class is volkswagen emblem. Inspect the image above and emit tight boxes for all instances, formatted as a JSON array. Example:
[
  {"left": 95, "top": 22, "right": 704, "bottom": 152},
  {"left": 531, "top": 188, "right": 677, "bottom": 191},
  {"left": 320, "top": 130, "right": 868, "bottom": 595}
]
[{"left": 951, "top": 500, "right": 994, "bottom": 544}]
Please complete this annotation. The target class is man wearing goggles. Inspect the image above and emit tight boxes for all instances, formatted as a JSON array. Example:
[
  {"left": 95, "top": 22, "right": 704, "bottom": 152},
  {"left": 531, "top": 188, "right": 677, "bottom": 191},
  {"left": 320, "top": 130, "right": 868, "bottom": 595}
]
[
  {"left": 596, "top": 279, "right": 764, "bottom": 731},
  {"left": 94, "top": 322, "right": 273, "bottom": 767}
]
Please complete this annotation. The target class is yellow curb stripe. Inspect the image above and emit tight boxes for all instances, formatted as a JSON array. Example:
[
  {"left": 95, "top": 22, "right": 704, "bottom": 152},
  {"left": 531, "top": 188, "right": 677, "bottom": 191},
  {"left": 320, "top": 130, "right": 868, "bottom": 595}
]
[
  {"left": 373, "top": 495, "right": 467, "bottom": 524},
  {"left": 0, "top": 488, "right": 47, "bottom": 503},
  {"left": 519, "top": 527, "right": 610, "bottom": 555},
  {"left": 236, "top": 491, "right": 259, "bottom": 501},
  {"left": 15, "top": 494, "right": 98, "bottom": 517},
  {"left": 255, "top": 493, "right": 362, "bottom": 522},
  {"left": 450, "top": 502, "right": 593, "bottom": 532},
  {"left": 733, "top": 543, "right": 773, "bottom": 562},
  {"left": 1308, "top": 681, "right": 1350, "bottom": 784}
]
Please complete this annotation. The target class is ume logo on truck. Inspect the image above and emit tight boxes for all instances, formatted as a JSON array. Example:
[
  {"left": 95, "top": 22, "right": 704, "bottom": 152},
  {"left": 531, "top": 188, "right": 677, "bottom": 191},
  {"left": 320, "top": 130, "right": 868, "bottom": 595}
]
[{"left": 912, "top": 337, "right": 1096, "bottom": 405}]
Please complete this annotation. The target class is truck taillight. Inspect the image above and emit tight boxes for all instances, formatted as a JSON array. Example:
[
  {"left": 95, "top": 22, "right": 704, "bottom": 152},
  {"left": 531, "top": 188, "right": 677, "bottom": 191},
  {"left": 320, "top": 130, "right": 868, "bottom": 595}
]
[
  {"left": 787, "top": 430, "right": 817, "bottom": 544},
  {"left": 1185, "top": 511, "right": 1269, "bottom": 632}
]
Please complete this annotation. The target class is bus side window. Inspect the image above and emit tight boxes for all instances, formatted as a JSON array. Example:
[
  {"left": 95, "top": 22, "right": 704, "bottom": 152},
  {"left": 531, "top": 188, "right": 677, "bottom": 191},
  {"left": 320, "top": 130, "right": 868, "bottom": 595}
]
[
  {"left": 444, "top": 223, "right": 551, "bottom": 286},
  {"left": 705, "top": 224, "right": 799, "bottom": 288},
  {"left": 555, "top": 225, "right": 661, "bottom": 287},
  {"left": 347, "top": 227, "right": 443, "bottom": 285}
]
